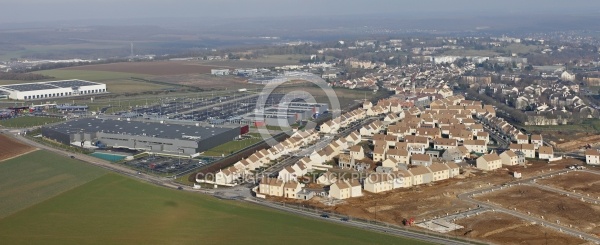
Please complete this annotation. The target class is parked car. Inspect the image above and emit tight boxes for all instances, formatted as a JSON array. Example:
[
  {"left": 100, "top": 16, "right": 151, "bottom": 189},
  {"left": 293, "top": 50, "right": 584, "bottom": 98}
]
[{"left": 320, "top": 213, "right": 330, "bottom": 218}]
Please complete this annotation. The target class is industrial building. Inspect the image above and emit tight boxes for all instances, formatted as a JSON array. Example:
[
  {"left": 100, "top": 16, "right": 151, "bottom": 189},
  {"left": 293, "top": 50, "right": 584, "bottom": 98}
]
[
  {"left": 232, "top": 102, "right": 328, "bottom": 126},
  {"left": 41, "top": 118, "right": 247, "bottom": 155},
  {"left": 0, "top": 80, "right": 107, "bottom": 100}
]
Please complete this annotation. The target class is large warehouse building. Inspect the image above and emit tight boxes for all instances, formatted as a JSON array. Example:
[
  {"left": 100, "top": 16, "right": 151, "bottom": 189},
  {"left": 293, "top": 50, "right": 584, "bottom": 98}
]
[
  {"left": 41, "top": 118, "right": 247, "bottom": 155},
  {"left": 0, "top": 79, "right": 107, "bottom": 100}
]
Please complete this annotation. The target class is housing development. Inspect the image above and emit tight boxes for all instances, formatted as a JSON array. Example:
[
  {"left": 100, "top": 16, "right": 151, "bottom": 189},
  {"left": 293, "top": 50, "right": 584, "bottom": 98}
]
[{"left": 3, "top": 4, "right": 600, "bottom": 244}]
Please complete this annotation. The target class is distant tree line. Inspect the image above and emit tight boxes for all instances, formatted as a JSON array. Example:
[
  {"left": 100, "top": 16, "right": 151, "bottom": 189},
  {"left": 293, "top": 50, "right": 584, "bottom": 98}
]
[{"left": 0, "top": 72, "right": 54, "bottom": 81}]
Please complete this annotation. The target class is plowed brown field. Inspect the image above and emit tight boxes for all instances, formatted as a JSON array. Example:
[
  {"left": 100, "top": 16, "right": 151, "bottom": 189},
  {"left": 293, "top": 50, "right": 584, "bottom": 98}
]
[
  {"left": 0, "top": 134, "right": 35, "bottom": 162},
  {"left": 63, "top": 61, "right": 227, "bottom": 76}
]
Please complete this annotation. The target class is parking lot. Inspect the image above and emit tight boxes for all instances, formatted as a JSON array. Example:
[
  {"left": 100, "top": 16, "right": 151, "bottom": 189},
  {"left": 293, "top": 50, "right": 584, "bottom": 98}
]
[{"left": 125, "top": 155, "right": 215, "bottom": 176}]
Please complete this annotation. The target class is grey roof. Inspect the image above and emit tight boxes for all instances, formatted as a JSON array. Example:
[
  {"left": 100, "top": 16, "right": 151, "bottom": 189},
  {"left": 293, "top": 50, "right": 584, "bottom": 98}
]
[
  {"left": 45, "top": 118, "right": 239, "bottom": 141},
  {"left": 0, "top": 80, "right": 102, "bottom": 92}
]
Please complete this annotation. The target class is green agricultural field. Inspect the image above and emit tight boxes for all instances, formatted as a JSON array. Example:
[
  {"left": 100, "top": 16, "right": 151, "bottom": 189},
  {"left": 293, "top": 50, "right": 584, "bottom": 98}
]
[
  {"left": 0, "top": 150, "right": 106, "bottom": 218},
  {"left": 0, "top": 116, "right": 65, "bottom": 128},
  {"left": 31, "top": 69, "right": 169, "bottom": 93},
  {"left": 0, "top": 173, "right": 429, "bottom": 245},
  {"left": 201, "top": 137, "right": 264, "bottom": 157}
]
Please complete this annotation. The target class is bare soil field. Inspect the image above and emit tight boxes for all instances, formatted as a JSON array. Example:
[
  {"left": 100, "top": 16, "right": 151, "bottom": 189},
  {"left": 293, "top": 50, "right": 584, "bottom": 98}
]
[
  {"left": 276, "top": 158, "right": 583, "bottom": 227},
  {"left": 538, "top": 171, "right": 600, "bottom": 197},
  {"left": 64, "top": 61, "right": 228, "bottom": 76},
  {"left": 475, "top": 185, "right": 600, "bottom": 236},
  {"left": 454, "top": 212, "right": 587, "bottom": 245},
  {"left": 554, "top": 134, "right": 600, "bottom": 151},
  {"left": 0, "top": 135, "right": 36, "bottom": 162},
  {"left": 507, "top": 158, "right": 583, "bottom": 179}
]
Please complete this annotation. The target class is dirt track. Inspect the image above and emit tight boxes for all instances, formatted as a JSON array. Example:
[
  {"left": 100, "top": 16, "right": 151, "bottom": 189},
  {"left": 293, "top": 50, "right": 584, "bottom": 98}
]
[{"left": 0, "top": 134, "right": 36, "bottom": 162}]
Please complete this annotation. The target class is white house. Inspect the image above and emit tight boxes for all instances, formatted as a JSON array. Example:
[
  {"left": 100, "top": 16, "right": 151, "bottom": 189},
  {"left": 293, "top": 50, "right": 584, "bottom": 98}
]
[
  {"left": 363, "top": 173, "right": 393, "bottom": 193},
  {"left": 538, "top": 146, "right": 554, "bottom": 160},
  {"left": 585, "top": 149, "right": 600, "bottom": 165},
  {"left": 476, "top": 153, "right": 502, "bottom": 171}
]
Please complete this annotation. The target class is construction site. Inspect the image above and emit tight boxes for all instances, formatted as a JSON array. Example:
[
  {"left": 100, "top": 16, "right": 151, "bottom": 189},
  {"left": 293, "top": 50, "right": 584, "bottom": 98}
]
[
  {"left": 475, "top": 184, "right": 600, "bottom": 237},
  {"left": 538, "top": 170, "right": 600, "bottom": 197},
  {"left": 269, "top": 158, "right": 600, "bottom": 243},
  {"left": 452, "top": 212, "right": 588, "bottom": 245}
]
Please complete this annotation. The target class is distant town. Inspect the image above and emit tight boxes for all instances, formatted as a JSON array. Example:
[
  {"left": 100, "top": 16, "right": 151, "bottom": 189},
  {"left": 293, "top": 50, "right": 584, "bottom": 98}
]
[{"left": 2, "top": 28, "right": 600, "bottom": 245}]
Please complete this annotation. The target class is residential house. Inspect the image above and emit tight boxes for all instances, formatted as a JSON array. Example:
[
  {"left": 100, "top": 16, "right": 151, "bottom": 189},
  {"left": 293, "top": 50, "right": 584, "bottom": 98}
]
[
  {"left": 509, "top": 143, "right": 535, "bottom": 158},
  {"left": 373, "top": 145, "right": 387, "bottom": 162},
  {"left": 382, "top": 157, "right": 408, "bottom": 171},
  {"left": 349, "top": 145, "right": 365, "bottom": 160},
  {"left": 362, "top": 100, "right": 373, "bottom": 110},
  {"left": 585, "top": 149, "right": 600, "bottom": 165},
  {"left": 531, "top": 134, "right": 543, "bottom": 149},
  {"left": 411, "top": 153, "right": 432, "bottom": 167},
  {"left": 386, "top": 148, "right": 410, "bottom": 164},
  {"left": 499, "top": 150, "right": 521, "bottom": 166},
  {"left": 445, "top": 162, "right": 460, "bottom": 177},
  {"left": 475, "top": 132, "right": 490, "bottom": 145},
  {"left": 476, "top": 153, "right": 502, "bottom": 171},
  {"left": 284, "top": 181, "right": 303, "bottom": 198},
  {"left": 538, "top": 146, "right": 554, "bottom": 160},
  {"left": 416, "top": 127, "right": 442, "bottom": 140},
  {"left": 433, "top": 138, "right": 458, "bottom": 150},
  {"left": 463, "top": 140, "right": 487, "bottom": 154},
  {"left": 409, "top": 165, "right": 433, "bottom": 185},
  {"left": 346, "top": 131, "right": 362, "bottom": 146},
  {"left": 329, "top": 180, "right": 351, "bottom": 199},
  {"left": 392, "top": 170, "right": 413, "bottom": 189},
  {"left": 428, "top": 163, "right": 450, "bottom": 181},
  {"left": 278, "top": 166, "right": 297, "bottom": 181},
  {"left": 404, "top": 135, "right": 430, "bottom": 150},
  {"left": 327, "top": 178, "right": 362, "bottom": 199},
  {"left": 516, "top": 134, "right": 529, "bottom": 144},
  {"left": 442, "top": 145, "right": 470, "bottom": 162},
  {"left": 259, "top": 178, "right": 285, "bottom": 197},
  {"left": 363, "top": 173, "right": 394, "bottom": 193}
]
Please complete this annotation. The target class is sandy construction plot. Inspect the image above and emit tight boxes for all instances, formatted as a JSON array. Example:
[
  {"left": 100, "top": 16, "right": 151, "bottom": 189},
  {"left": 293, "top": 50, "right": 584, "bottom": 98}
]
[
  {"left": 538, "top": 171, "right": 600, "bottom": 197},
  {"left": 476, "top": 185, "right": 600, "bottom": 236},
  {"left": 454, "top": 212, "right": 587, "bottom": 245}
]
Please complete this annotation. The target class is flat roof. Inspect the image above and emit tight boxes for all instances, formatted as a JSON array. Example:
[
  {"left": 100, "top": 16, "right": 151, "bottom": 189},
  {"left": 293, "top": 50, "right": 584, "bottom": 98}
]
[
  {"left": 0, "top": 80, "right": 103, "bottom": 92},
  {"left": 45, "top": 118, "right": 238, "bottom": 140}
]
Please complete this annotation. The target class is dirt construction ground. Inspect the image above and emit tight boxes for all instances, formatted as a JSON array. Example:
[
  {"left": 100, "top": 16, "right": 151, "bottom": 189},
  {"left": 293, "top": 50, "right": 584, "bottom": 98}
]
[
  {"left": 453, "top": 212, "right": 588, "bottom": 245},
  {"left": 0, "top": 134, "right": 36, "bottom": 162},
  {"left": 275, "top": 159, "right": 585, "bottom": 227},
  {"left": 538, "top": 170, "right": 600, "bottom": 197},
  {"left": 475, "top": 185, "right": 600, "bottom": 236}
]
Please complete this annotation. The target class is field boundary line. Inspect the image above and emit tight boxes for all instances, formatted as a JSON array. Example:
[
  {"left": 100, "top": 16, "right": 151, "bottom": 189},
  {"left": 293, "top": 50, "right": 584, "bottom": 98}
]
[{"left": 0, "top": 148, "right": 39, "bottom": 163}]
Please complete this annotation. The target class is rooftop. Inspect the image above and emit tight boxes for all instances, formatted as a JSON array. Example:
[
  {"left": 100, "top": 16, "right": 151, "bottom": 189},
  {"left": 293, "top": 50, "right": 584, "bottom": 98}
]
[
  {"left": 44, "top": 118, "right": 238, "bottom": 141},
  {"left": 0, "top": 80, "right": 102, "bottom": 92}
]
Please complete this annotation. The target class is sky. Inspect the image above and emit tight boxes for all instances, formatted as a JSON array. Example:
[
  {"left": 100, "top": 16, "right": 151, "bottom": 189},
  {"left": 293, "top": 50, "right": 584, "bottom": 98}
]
[{"left": 1, "top": 0, "right": 599, "bottom": 24}]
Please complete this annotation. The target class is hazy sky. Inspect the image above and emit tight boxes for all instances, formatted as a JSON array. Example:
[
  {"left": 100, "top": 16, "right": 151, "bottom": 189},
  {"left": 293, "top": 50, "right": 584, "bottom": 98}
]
[{"left": 1, "top": 0, "right": 599, "bottom": 24}]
